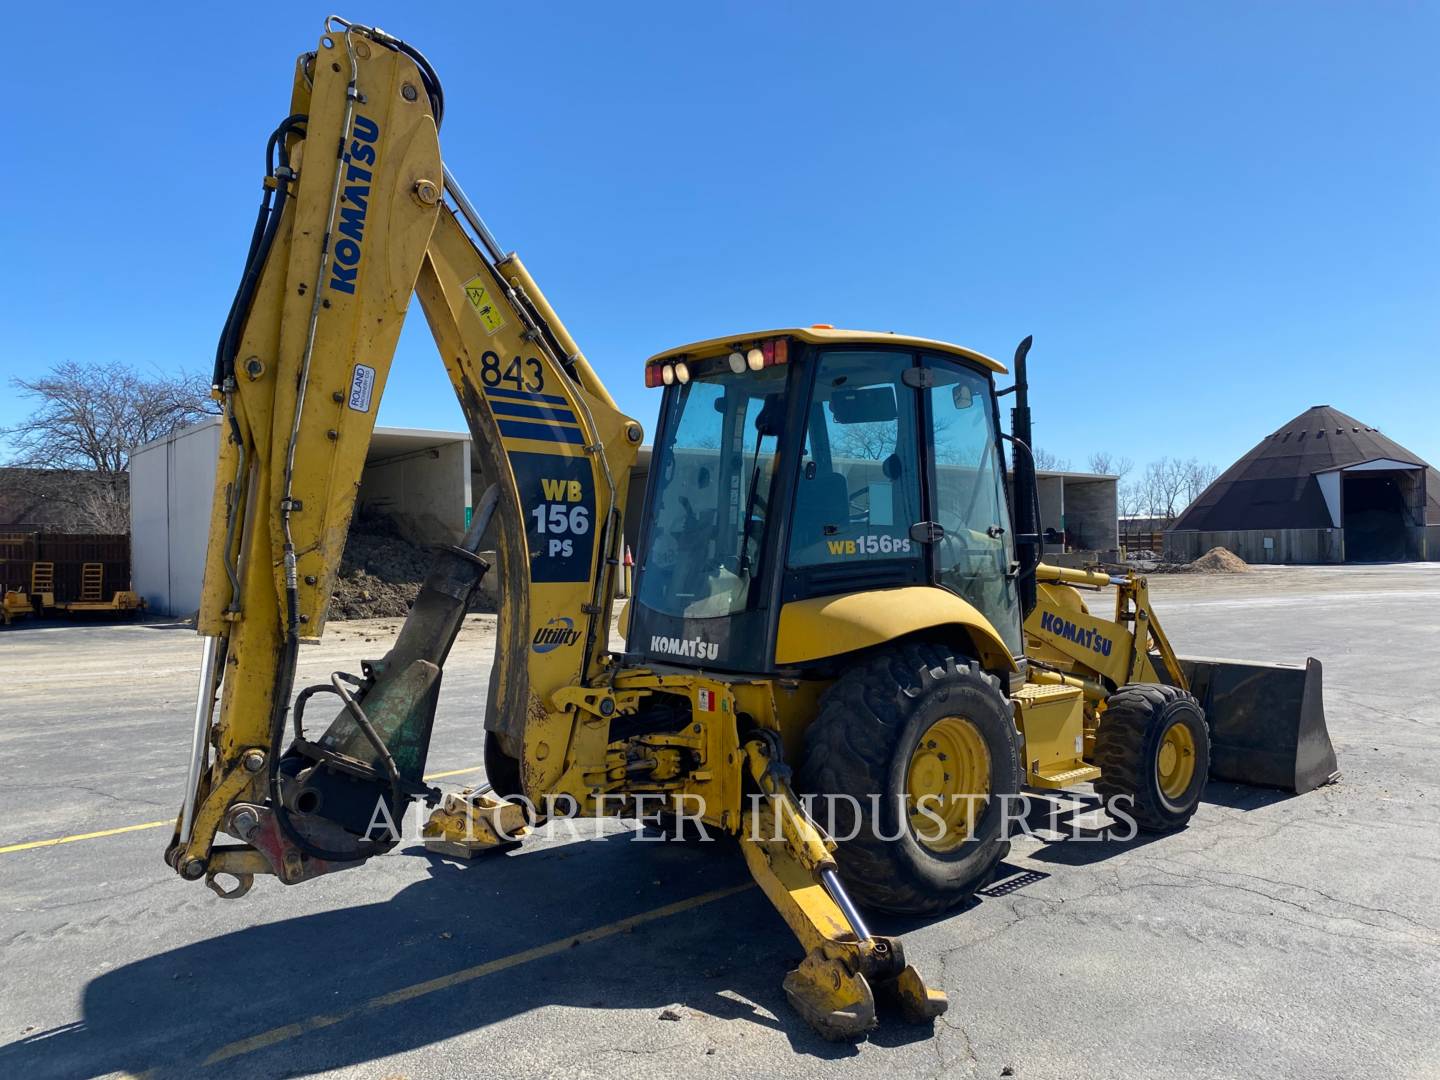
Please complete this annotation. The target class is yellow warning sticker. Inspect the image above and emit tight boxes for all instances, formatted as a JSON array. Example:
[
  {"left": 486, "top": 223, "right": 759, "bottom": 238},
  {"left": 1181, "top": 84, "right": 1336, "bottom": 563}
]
[{"left": 463, "top": 276, "right": 505, "bottom": 334}]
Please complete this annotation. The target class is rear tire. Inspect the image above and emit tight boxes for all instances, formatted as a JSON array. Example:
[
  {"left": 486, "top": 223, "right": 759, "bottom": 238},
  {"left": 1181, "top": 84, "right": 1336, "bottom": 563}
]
[
  {"left": 797, "top": 642, "right": 1020, "bottom": 916},
  {"left": 1093, "top": 684, "right": 1210, "bottom": 832}
]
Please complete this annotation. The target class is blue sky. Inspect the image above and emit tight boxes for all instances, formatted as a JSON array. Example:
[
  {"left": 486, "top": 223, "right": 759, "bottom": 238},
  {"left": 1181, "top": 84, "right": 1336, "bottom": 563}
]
[{"left": 2, "top": 2, "right": 1436, "bottom": 474}]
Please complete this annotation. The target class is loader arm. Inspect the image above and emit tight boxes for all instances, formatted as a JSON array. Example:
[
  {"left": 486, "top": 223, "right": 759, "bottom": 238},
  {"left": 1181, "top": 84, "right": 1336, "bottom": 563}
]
[
  {"left": 1024, "top": 563, "right": 1338, "bottom": 794},
  {"left": 166, "top": 18, "right": 641, "bottom": 888}
]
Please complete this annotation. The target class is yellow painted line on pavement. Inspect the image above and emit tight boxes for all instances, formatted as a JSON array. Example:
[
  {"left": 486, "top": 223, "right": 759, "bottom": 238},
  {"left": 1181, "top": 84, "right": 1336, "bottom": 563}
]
[
  {"left": 422, "top": 766, "right": 486, "bottom": 781},
  {"left": 0, "top": 819, "right": 172, "bottom": 854},
  {"left": 202, "top": 882, "right": 754, "bottom": 1066},
  {"left": 0, "top": 765, "right": 485, "bottom": 855}
]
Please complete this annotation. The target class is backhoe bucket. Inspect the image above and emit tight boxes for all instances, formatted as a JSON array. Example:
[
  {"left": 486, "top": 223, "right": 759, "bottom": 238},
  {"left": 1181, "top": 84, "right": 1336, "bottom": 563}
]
[{"left": 1177, "top": 656, "right": 1339, "bottom": 794}]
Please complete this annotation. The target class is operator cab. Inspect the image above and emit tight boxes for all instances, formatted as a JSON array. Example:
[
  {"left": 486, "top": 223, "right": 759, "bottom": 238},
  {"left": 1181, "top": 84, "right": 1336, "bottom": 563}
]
[{"left": 628, "top": 327, "right": 1023, "bottom": 673}]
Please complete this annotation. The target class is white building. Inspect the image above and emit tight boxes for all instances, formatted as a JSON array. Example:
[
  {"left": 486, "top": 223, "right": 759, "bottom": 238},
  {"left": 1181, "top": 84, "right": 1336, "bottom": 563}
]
[
  {"left": 129, "top": 418, "right": 472, "bottom": 617},
  {"left": 132, "top": 420, "right": 1120, "bottom": 617}
]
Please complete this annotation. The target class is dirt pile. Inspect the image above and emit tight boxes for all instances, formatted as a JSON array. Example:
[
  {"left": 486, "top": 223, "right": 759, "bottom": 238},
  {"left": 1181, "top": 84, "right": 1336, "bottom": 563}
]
[
  {"left": 1183, "top": 546, "right": 1250, "bottom": 574},
  {"left": 329, "top": 569, "right": 420, "bottom": 620},
  {"left": 327, "top": 511, "right": 497, "bottom": 621}
]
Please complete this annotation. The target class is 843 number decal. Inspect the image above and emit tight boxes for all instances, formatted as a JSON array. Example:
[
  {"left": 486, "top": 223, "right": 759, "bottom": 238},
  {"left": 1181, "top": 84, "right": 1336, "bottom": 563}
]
[{"left": 481, "top": 350, "right": 544, "bottom": 394}]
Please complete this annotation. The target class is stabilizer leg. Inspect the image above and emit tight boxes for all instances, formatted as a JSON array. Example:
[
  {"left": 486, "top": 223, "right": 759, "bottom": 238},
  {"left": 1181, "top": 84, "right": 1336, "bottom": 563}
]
[
  {"left": 738, "top": 737, "right": 947, "bottom": 1041},
  {"left": 423, "top": 788, "right": 529, "bottom": 856}
]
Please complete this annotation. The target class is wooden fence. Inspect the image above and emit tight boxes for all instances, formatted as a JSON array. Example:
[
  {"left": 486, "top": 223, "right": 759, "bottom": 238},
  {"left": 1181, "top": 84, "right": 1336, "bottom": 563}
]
[
  {"left": 0, "top": 531, "right": 131, "bottom": 602},
  {"left": 1117, "top": 529, "right": 1166, "bottom": 554}
]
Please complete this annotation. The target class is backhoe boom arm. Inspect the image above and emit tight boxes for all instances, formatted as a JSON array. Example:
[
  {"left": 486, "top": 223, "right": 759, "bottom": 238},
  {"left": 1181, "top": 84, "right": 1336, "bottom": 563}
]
[{"left": 167, "top": 19, "right": 641, "bottom": 887}]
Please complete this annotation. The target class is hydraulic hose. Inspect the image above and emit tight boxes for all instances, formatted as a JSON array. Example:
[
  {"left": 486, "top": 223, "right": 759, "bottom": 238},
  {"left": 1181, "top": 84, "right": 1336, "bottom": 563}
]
[
  {"left": 263, "top": 17, "right": 446, "bottom": 866},
  {"left": 211, "top": 114, "right": 307, "bottom": 387},
  {"left": 323, "top": 16, "right": 445, "bottom": 129}
]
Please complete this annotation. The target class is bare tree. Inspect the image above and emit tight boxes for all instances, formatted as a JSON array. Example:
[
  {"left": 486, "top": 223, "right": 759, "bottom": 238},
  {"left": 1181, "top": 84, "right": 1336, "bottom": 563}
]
[
  {"left": 1032, "top": 447, "right": 1071, "bottom": 471},
  {"left": 3, "top": 361, "right": 216, "bottom": 473},
  {"left": 1135, "top": 456, "right": 1219, "bottom": 524},
  {"left": 835, "top": 421, "right": 897, "bottom": 461},
  {"left": 1, "top": 361, "right": 217, "bottom": 530},
  {"left": 1117, "top": 480, "right": 1145, "bottom": 520},
  {"left": 72, "top": 477, "right": 133, "bottom": 532},
  {"left": 1182, "top": 459, "right": 1219, "bottom": 508},
  {"left": 1139, "top": 457, "right": 1190, "bottom": 524},
  {"left": 1087, "top": 451, "right": 1133, "bottom": 479}
]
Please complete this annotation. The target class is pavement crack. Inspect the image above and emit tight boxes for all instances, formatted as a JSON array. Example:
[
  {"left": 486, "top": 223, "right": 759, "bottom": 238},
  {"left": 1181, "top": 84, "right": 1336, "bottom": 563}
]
[
  {"left": 1149, "top": 859, "right": 1439, "bottom": 930},
  {"left": 0, "top": 779, "right": 167, "bottom": 809},
  {"left": 1137, "top": 865, "right": 1440, "bottom": 945}
]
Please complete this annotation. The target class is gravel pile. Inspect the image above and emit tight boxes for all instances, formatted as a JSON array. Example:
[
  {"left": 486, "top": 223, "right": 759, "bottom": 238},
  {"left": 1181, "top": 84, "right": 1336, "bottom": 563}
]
[{"left": 1182, "top": 546, "right": 1251, "bottom": 574}]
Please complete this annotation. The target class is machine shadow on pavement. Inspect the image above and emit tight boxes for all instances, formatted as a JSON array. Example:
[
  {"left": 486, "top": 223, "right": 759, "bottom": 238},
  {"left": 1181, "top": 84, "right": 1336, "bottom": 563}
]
[
  {"left": 0, "top": 829, "right": 945, "bottom": 1080},
  {"left": 1020, "top": 780, "right": 1293, "bottom": 868}
]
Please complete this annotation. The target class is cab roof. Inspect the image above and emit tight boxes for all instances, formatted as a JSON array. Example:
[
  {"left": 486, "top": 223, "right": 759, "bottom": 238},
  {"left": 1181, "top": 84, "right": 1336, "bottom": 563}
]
[{"left": 644, "top": 326, "right": 1006, "bottom": 374}]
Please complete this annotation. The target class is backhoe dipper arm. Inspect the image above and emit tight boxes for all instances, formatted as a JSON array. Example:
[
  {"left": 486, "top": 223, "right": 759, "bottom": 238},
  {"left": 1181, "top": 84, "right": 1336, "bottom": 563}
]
[{"left": 166, "top": 18, "right": 640, "bottom": 888}]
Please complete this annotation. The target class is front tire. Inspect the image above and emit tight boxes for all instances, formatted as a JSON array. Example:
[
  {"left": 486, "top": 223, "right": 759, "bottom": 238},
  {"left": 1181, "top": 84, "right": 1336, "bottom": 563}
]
[
  {"left": 797, "top": 642, "right": 1020, "bottom": 916},
  {"left": 1093, "top": 684, "right": 1210, "bottom": 832}
]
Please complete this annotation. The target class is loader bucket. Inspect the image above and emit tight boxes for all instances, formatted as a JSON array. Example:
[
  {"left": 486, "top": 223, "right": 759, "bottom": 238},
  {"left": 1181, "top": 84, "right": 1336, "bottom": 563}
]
[{"left": 1176, "top": 656, "right": 1340, "bottom": 794}]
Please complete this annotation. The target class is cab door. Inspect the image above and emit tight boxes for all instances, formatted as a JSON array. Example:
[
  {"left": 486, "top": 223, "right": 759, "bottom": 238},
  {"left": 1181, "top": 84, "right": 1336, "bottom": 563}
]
[
  {"left": 920, "top": 355, "right": 1023, "bottom": 655},
  {"left": 782, "top": 348, "right": 927, "bottom": 600}
]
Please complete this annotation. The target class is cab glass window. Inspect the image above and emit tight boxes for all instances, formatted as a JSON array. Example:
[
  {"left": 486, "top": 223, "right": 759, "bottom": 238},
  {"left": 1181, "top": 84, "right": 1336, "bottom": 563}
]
[
  {"left": 637, "top": 365, "right": 788, "bottom": 618},
  {"left": 788, "top": 351, "right": 923, "bottom": 566}
]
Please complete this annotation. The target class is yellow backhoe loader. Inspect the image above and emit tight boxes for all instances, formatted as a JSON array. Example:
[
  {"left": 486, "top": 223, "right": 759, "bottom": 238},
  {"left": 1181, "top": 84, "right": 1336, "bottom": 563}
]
[{"left": 165, "top": 17, "right": 1338, "bottom": 1041}]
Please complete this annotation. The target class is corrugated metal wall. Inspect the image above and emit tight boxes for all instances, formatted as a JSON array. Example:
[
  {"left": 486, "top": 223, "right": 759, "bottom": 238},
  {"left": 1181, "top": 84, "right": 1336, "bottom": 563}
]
[{"left": 1166, "top": 528, "right": 1346, "bottom": 564}]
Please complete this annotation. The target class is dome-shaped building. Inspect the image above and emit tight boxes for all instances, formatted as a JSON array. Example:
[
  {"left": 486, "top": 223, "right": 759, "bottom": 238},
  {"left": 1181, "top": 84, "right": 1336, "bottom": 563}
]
[{"left": 1167, "top": 405, "right": 1440, "bottom": 563}]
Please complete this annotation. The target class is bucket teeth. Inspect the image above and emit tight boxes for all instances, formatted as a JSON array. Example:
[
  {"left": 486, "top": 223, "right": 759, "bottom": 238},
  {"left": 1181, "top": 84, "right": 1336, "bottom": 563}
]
[{"left": 422, "top": 790, "right": 527, "bottom": 856}]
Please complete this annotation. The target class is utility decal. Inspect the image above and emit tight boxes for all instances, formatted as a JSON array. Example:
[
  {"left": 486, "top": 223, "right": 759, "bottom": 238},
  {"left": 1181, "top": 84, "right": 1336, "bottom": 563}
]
[
  {"left": 462, "top": 276, "right": 506, "bottom": 334},
  {"left": 348, "top": 364, "right": 376, "bottom": 412},
  {"left": 1037, "top": 610, "right": 1114, "bottom": 657},
  {"left": 649, "top": 635, "right": 720, "bottom": 662},
  {"left": 328, "top": 115, "right": 380, "bottom": 295},
  {"left": 532, "top": 616, "right": 581, "bottom": 652},
  {"left": 509, "top": 452, "right": 596, "bottom": 583},
  {"left": 825, "top": 535, "right": 913, "bottom": 557},
  {"left": 697, "top": 688, "right": 715, "bottom": 712}
]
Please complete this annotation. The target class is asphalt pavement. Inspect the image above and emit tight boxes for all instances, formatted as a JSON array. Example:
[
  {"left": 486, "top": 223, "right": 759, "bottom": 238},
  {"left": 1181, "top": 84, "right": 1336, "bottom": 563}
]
[{"left": 1, "top": 565, "right": 1437, "bottom": 1079}]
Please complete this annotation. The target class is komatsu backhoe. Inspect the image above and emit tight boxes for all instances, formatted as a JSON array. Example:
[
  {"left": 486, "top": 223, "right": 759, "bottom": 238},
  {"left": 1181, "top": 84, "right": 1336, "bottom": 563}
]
[{"left": 166, "top": 17, "right": 1339, "bottom": 1041}]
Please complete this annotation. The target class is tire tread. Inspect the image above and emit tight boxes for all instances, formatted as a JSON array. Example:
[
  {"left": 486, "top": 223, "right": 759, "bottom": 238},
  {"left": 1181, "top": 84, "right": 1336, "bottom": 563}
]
[{"left": 797, "top": 642, "right": 1015, "bottom": 915}]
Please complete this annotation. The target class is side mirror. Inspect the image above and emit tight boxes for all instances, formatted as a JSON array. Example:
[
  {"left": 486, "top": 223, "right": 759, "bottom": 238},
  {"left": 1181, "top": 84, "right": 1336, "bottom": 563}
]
[{"left": 952, "top": 384, "right": 973, "bottom": 410}]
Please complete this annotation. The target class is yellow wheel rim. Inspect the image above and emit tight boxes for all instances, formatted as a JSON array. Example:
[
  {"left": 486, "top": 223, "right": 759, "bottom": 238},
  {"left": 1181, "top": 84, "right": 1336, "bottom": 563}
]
[
  {"left": 906, "top": 716, "right": 990, "bottom": 853},
  {"left": 1156, "top": 721, "right": 1197, "bottom": 802}
]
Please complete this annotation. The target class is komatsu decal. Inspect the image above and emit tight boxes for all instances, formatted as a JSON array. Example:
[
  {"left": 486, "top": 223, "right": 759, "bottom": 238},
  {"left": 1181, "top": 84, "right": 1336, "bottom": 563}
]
[
  {"left": 1038, "top": 610, "right": 1114, "bottom": 657},
  {"left": 650, "top": 635, "right": 720, "bottom": 662},
  {"left": 328, "top": 115, "right": 381, "bottom": 295}
]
